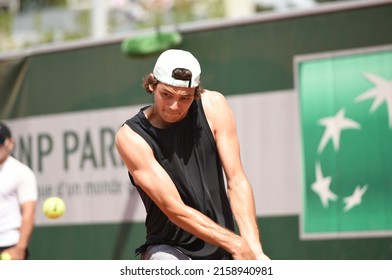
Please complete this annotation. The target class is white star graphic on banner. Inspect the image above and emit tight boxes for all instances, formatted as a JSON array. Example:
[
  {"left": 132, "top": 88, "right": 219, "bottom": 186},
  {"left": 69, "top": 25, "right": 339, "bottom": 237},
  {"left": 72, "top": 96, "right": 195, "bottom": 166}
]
[
  {"left": 317, "top": 108, "right": 361, "bottom": 153},
  {"left": 355, "top": 72, "right": 392, "bottom": 128},
  {"left": 311, "top": 162, "right": 338, "bottom": 208},
  {"left": 343, "top": 185, "right": 368, "bottom": 212}
]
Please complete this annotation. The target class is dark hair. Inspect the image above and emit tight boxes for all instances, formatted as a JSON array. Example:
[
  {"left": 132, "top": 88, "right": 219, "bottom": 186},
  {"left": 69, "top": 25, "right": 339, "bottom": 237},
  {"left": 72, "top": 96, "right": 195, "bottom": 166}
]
[
  {"left": 142, "top": 69, "right": 204, "bottom": 99},
  {"left": 0, "top": 122, "right": 12, "bottom": 138}
]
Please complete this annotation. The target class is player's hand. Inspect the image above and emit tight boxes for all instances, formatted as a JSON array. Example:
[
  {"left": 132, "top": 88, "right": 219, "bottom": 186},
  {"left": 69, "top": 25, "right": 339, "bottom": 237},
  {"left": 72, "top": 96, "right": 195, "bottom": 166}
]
[
  {"left": 231, "top": 239, "right": 258, "bottom": 260},
  {"left": 256, "top": 252, "right": 270, "bottom": 260},
  {"left": 7, "top": 246, "right": 26, "bottom": 260}
]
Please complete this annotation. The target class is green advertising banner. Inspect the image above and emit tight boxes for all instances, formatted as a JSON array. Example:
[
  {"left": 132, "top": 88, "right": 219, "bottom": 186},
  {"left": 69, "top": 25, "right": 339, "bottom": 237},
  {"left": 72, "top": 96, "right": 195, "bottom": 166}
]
[{"left": 297, "top": 45, "right": 392, "bottom": 238}]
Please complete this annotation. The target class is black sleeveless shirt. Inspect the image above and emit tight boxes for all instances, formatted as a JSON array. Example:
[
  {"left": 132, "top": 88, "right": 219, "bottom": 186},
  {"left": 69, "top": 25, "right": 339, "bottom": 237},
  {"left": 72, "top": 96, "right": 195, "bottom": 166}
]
[{"left": 124, "top": 99, "right": 235, "bottom": 260}]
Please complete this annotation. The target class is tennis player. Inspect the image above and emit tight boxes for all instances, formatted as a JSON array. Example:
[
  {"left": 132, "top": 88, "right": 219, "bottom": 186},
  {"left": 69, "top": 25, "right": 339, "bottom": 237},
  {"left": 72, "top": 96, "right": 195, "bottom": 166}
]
[{"left": 116, "top": 49, "right": 269, "bottom": 260}]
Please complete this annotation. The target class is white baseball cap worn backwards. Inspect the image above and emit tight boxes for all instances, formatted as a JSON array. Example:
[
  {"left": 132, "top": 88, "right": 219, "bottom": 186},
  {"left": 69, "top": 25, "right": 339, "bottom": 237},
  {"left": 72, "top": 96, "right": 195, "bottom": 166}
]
[{"left": 153, "top": 49, "right": 201, "bottom": 88}]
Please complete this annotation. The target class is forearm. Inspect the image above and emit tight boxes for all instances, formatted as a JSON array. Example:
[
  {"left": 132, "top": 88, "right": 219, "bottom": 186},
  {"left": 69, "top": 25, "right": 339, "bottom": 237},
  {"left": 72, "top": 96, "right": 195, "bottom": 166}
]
[
  {"left": 18, "top": 219, "right": 34, "bottom": 250},
  {"left": 228, "top": 179, "right": 264, "bottom": 255},
  {"left": 165, "top": 201, "right": 254, "bottom": 259},
  {"left": 18, "top": 201, "right": 36, "bottom": 249},
  {"left": 6, "top": 202, "right": 36, "bottom": 260}
]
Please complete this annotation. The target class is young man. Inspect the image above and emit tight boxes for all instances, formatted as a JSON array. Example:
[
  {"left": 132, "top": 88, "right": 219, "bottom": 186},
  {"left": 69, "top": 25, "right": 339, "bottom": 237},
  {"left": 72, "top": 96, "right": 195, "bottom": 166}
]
[
  {"left": 115, "top": 49, "right": 269, "bottom": 260},
  {"left": 0, "top": 122, "right": 38, "bottom": 260}
]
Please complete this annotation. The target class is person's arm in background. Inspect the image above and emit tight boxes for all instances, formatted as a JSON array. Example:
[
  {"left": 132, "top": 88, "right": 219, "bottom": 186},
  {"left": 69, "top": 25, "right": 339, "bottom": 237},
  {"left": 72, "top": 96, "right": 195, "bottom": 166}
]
[
  {"left": 6, "top": 201, "right": 36, "bottom": 260},
  {"left": 202, "top": 90, "right": 270, "bottom": 260},
  {"left": 1, "top": 137, "right": 38, "bottom": 260}
]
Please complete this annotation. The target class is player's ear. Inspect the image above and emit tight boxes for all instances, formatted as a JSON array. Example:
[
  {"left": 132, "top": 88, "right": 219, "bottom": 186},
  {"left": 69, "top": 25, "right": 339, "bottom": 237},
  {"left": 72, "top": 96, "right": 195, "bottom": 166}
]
[
  {"left": 6, "top": 137, "right": 15, "bottom": 152},
  {"left": 148, "top": 73, "right": 155, "bottom": 92}
]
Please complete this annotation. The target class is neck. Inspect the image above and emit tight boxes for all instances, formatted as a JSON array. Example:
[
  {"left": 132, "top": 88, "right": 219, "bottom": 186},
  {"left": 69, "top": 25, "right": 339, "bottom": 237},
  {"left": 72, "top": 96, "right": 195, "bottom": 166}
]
[
  {"left": 0, "top": 155, "right": 10, "bottom": 165},
  {"left": 143, "top": 105, "right": 173, "bottom": 129}
]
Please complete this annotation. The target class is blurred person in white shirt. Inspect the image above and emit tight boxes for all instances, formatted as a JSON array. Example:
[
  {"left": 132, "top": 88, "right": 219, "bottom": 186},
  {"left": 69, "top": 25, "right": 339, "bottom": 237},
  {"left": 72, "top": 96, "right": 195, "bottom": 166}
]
[{"left": 0, "top": 121, "right": 37, "bottom": 260}]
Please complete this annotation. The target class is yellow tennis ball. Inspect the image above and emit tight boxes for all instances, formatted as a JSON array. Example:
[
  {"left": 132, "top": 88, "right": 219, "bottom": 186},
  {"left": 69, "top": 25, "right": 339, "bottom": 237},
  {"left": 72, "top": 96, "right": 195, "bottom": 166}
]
[
  {"left": 43, "top": 197, "right": 66, "bottom": 219},
  {"left": 0, "top": 252, "right": 12, "bottom": 260}
]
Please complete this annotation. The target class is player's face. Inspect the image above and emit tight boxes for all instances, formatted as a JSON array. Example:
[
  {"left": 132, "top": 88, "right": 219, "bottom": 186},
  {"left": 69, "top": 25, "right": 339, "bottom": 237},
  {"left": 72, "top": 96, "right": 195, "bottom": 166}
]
[{"left": 153, "top": 83, "right": 195, "bottom": 126}]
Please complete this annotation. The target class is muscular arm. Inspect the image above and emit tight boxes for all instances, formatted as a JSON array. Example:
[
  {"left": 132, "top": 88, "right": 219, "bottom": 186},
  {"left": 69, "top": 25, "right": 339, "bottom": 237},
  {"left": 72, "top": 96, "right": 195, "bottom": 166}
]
[
  {"left": 202, "top": 90, "right": 269, "bottom": 259},
  {"left": 115, "top": 124, "right": 255, "bottom": 259}
]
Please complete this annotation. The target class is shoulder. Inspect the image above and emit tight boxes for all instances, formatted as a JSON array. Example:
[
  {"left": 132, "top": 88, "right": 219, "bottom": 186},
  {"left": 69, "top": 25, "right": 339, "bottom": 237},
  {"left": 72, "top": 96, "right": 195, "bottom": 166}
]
[
  {"left": 115, "top": 124, "right": 152, "bottom": 158},
  {"left": 201, "top": 89, "right": 233, "bottom": 118},
  {"left": 116, "top": 108, "right": 147, "bottom": 144},
  {"left": 200, "top": 90, "right": 235, "bottom": 136},
  {"left": 201, "top": 90, "right": 231, "bottom": 117},
  {"left": 116, "top": 124, "right": 145, "bottom": 149},
  {"left": 7, "top": 157, "right": 37, "bottom": 190},
  {"left": 201, "top": 89, "right": 227, "bottom": 106},
  {"left": 115, "top": 123, "right": 156, "bottom": 175},
  {"left": 7, "top": 156, "right": 34, "bottom": 175}
]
